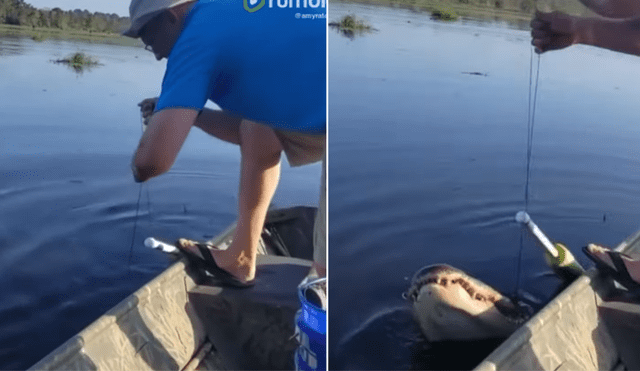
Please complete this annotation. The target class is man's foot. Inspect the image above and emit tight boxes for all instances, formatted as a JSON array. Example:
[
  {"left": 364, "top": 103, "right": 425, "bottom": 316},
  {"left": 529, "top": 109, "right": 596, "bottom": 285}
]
[
  {"left": 176, "top": 238, "right": 255, "bottom": 285},
  {"left": 583, "top": 243, "right": 640, "bottom": 290}
]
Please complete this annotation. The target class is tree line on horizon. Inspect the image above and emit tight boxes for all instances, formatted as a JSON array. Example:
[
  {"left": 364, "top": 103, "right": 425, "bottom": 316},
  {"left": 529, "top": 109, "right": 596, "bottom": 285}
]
[{"left": 0, "top": 0, "right": 130, "bottom": 34}]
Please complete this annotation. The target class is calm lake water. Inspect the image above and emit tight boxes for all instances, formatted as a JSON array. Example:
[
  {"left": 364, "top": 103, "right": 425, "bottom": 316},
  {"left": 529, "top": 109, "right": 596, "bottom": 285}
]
[
  {"left": 328, "top": 2, "right": 640, "bottom": 370},
  {"left": 0, "top": 35, "right": 321, "bottom": 370}
]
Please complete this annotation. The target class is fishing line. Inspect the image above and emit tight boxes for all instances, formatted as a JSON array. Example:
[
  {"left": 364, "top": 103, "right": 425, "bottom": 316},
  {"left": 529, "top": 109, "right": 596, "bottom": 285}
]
[
  {"left": 146, "top": 182, "right": 152, "bottom": 219},
  {"left": 127, "top": 117, "right": 149, "bottom": 267},
  {"left": 128, "top": 182, "right": 144, "bottom": 267},
  {"left": 514, "top": 45, "right": 542, "bottom": 298},
  {"left": 525, "top": 54, "right": 541, "bottom": 212}
]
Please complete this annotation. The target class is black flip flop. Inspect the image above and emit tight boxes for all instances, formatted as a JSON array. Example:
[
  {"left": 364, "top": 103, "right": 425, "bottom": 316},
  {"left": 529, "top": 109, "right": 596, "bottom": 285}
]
[
  {"left": 175, "top": 239, "right": 255, "bottom": 289},
  {"left": 582, "top": 245, "right": 640, "bottom": 292}
]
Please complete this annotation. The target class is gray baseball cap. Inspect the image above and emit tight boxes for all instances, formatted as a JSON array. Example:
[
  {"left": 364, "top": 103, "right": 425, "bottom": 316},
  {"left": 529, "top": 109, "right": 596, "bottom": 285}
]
[{"left": 122, "top": 0, "right": 194, "bottom": 38}]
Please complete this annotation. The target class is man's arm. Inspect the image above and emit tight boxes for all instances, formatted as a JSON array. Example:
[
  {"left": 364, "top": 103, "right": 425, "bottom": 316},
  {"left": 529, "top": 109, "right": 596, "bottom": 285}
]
[
  {"left": 193, "top": 108, "right": 243, "bottom": 145},
  {"left": 577, "top": 0, "right": 640, "bottom": 19},
  {"left": 532, "top": 11, "right": 640, "bottom": 56},
  {"left": 578, "top": 17, "right": 640, "bottom": 56},
  {"left": 132, "top": 108, "right": 199, "bottom": 182}
]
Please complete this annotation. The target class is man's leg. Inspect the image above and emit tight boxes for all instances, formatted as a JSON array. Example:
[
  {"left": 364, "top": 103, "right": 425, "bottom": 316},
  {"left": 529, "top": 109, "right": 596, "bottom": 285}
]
[
  {"left": 177, "top": 110, "right": 283, "bottom": 281},
  {"left": 272, "top": 131, "right": 326, "bottom": 277},
  {"left": 310, "top": 153, "right": 326, "bottom": 278},
  {"left": 296, "top": 153, "right": 326, "bottom": 309},
  {"left": 207, "top": 119, "right": 283, "bottom": 282}
]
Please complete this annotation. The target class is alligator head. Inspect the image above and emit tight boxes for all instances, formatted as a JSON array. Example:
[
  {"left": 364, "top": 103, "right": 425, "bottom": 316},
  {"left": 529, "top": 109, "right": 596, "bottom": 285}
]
[{"left": 405, "top": 264, "right": 530, "bottom": 342}]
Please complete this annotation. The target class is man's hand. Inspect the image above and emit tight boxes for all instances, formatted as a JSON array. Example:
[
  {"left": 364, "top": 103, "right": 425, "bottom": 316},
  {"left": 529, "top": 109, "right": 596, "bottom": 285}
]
[
  {"left": 132, "top": 108, "right": 199, "bottom": 182},
  {"left": 138, "top": 97, "right": 159, "bottom": 128},
  {"left": 531, "top": 11, "right": 580, "bottom": 54}
]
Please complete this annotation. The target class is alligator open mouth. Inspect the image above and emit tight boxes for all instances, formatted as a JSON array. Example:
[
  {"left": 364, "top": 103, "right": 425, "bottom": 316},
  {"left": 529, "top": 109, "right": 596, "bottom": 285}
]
[{"left": 406, "top": 264, "right": 530, "bottom": 342}]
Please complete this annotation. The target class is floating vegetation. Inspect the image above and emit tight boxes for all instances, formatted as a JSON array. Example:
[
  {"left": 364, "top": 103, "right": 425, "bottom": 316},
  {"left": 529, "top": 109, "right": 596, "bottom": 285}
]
[
  {"left": 331, "top": 14, "right": 371, "bottom": 31},
  {"left": 52, "top": 52, "right": 101, "bottom": 74},
  {"left": 329, "top": 14, "right": 376, "bottom": 39},
  {"left": 431, "top": 7, "right": 459, "bottom": 21},
  {"left": 31, "top": 33, "right": 47, "bottom": 42}
]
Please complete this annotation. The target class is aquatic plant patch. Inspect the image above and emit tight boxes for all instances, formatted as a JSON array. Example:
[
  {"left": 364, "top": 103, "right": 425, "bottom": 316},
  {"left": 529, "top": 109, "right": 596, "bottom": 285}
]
[{"left": 52, "top": 52, "right": 102, "bottom": 73}]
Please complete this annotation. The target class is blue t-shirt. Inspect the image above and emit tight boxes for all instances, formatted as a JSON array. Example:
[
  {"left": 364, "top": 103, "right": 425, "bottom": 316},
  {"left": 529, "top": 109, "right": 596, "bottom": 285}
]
[{"left": 155, "top": 0, "right": 326, "bottom": 134}]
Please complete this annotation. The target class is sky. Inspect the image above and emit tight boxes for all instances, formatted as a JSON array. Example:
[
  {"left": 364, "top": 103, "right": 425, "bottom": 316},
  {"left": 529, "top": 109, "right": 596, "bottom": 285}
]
[{"left": 26, "top": 0, "right": 130, "bottom": 17}]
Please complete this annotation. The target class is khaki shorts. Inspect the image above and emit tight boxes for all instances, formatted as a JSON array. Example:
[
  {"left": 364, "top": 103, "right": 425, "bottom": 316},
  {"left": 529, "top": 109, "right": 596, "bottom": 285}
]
[
  {"left": 274, "top": 130, "right": 326, "bottom": 167},
  {"left": 313, "top": 154, "right": 326, "bottom": 268}
]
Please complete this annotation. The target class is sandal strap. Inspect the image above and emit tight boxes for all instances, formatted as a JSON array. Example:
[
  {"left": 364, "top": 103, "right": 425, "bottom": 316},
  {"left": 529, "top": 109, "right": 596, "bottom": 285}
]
[
  {"left": 608, "top": 251, "right": 634, "bottom": 283},
  {"left": 196, "top": 243, "right": 217, "bottom": 266}
]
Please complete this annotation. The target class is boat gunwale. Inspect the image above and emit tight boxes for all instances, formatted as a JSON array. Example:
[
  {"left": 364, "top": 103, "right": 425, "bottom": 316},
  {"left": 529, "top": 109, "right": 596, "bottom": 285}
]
[
  {"left": 474, "top": 228, "right": 640, "bottom": 371},
  {"left": 473, "top": 271, "right": 601, "bottom": 371}
]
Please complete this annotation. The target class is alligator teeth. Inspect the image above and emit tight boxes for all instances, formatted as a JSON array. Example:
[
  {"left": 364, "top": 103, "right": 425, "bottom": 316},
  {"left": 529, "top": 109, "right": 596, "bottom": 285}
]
[
  {"left": 466, "top": 287, "right": 475, "bottom": 298},
  {"left": 407, "top": 266, "right": 528, "bottom": 318}
]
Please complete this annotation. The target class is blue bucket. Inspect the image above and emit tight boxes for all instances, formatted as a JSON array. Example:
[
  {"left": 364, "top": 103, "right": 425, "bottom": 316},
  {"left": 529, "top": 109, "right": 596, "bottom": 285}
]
[{"left": 294, "top": 277, "right": 326, "bottom": 371}]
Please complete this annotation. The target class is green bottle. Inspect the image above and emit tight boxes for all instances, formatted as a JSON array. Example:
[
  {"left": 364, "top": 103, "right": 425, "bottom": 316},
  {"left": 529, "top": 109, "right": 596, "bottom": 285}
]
[{"left": 544, "top": 242, "right": 585, "bottom": 282}]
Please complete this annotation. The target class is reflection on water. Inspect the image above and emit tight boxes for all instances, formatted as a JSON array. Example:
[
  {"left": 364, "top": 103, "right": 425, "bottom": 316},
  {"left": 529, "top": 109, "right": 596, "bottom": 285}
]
[
  {"left": 329, "top": 24, "right": 376, "bottom": 40},
  {"left": 329, "top": 2, "right": 640, "bottom": 370},
  {"left": 0, "top": 35, "right": 320, "bottom": 370},
  {"left": 0, "top": 35, "right": 24, "bottom": 56}
]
